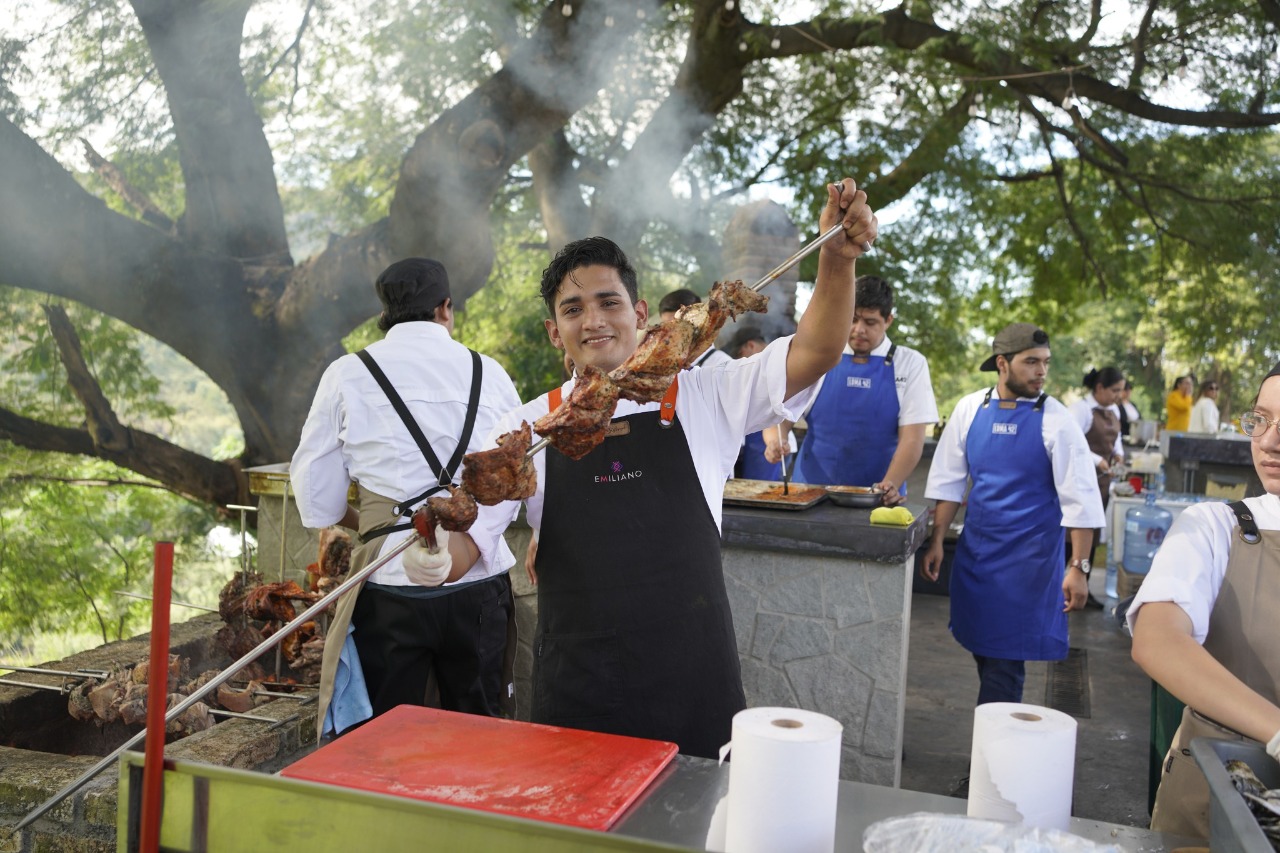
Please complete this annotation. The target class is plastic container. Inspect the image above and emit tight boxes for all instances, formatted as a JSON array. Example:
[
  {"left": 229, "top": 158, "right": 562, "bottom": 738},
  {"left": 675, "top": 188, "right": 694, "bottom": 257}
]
[
  {"left": 1121, "top": 491, "right": 1173, "bottom": 575},
  {"left": 1191, "top": 737, "right": 1280, "bottom": 853}
]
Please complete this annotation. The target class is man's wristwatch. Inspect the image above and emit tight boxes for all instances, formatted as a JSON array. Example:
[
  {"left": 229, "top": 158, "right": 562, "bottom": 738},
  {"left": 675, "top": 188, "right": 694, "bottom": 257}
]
[{"left": 1069, "top": 558, "right": 1092, "bottom": 577}]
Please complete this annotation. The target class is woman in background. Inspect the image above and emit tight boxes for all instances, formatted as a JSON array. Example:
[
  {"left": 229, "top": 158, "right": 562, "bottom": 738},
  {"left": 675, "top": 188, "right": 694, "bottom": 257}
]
[
  {"left": 1130, "top": 363, "right": 1280, "bottom": 840},
  {"left": 1067, "top": 367, "right": 1125, "bottom": 569},
  {"left": 1188, "top": 380, "right": 1220, "bottom": 434},
  {"left": 1164, "top": 375, "right": 1193, "bottom": 432}
]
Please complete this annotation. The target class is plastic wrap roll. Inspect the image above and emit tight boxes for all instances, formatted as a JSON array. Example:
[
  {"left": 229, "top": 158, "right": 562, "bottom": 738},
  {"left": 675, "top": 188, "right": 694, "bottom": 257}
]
[
  {"left": 967, "top": 702, "right": 1077, "bottom": 831},
  {"left": 721, "top": 707, "right": 843, "bottom": 853}
]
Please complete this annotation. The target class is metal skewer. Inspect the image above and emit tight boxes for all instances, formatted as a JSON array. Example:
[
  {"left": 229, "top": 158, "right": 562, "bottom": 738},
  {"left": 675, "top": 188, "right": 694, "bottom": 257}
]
[
  {"left": 11, "top": 532, "right": 419, "bottom": 837},
  {"left": 0, "top": 664, "right": 110, "bottom": 679},
  {"left": 114, "top": 591, "right": 218, "bottom": 613}
]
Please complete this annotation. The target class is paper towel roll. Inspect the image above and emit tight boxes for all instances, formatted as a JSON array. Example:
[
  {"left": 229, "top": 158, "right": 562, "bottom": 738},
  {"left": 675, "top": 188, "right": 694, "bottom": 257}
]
[
  {"left": 967, "top": 702, "right": 1077, "bottom": 831},
  {"left": 722, "top": 707, "right": 843, "bottom": 853}
]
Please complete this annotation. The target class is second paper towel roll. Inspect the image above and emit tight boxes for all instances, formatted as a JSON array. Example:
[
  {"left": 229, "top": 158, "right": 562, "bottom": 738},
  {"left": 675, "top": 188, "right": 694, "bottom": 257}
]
[
  {"left": 967, "top": 702, "right": 1077, "bottom": 831},
  {"left": 722, "top": 707, "right": 843, "bottom": 853}
]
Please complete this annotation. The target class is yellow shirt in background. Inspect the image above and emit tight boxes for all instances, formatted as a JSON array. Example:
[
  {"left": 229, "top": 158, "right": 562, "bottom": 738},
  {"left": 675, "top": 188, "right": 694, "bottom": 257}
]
[{"left": 1165, "top": 390, "right": 1191, "bottom": 432}]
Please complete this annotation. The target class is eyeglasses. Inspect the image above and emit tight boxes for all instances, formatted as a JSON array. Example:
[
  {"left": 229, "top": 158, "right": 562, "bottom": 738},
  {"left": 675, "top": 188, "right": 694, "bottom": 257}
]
[
  {"left": 1240, "top": 411, "right": 1280, "bottom": 438},
  {"left": 1207, "top": 385, "right": 1218, "bottom": 391}
]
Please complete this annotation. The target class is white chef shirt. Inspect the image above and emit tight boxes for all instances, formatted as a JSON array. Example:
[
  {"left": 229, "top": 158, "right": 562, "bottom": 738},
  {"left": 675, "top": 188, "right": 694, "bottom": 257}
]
[
  {"left": 1066, "top": 393, "right": 1124, "bottom": 464},
  {"left": 290, "top": 321, "right": 522, "bottom": 585},
  {"left": 1189, "top": 397, "right": 1221, "bottom": 434},
  {"left": 925, "top": 388, "right": 1107, "bottom": 530},
  {"left": 1126, "top": 493, "right": 1280, "bottom": 642},
  {"left": 467, "top": 335, "right": 818, "bottom": 563},
  {"left": 804, "top": 336, "right": 939, "bottom": 427},
  {"left": 690, "top": 346, "right": 733, "bottom": 370}
]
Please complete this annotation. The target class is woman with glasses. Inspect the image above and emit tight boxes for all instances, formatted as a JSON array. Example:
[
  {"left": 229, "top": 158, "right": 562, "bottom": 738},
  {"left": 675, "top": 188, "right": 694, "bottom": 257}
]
[
  {"left": 1128, "top": 364, "right": 1280, "bottom": 840},
  {"left": 1188, "top": 380, "right": 1221, "bottom": 434}
]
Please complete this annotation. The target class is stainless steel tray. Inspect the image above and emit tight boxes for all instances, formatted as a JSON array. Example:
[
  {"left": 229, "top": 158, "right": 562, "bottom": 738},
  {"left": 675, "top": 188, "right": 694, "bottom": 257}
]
[{"left": 722, "top": 479, "right": 828, "bottom": 511}]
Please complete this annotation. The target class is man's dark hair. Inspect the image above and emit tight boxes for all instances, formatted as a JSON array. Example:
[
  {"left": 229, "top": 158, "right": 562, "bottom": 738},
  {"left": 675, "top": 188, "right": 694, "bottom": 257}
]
[
  {"left": 658, "top": 288, "right": 700, "bottom": 315},
  {"left": 374, "top": 257, "right": 451, "bottom": 332},
  {"left": 540, "top": 236, "right": 639, "bottom": 314},
  {"left": 855, "top": 275, "right": 893, "bottom": 319}
]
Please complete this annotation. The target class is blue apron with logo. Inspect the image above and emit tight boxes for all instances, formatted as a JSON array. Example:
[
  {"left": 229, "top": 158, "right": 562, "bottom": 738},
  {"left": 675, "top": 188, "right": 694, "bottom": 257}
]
[
  {"left": 950, "top": 390, "right": 1068, "bottom": 661},
  {"left": 738, "top": 431, "right": 782, "bottom": 480},
  {"left": 793, "top": 346, "right": 900, "bottom": 488}
]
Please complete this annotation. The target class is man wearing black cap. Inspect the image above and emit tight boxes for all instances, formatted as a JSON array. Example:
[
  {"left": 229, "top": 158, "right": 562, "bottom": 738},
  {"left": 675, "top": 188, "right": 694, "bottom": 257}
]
[
  {"left": 920, "top": 322, "right": 1105, "bottom": 708},
  {"left": 291, "top": 258, "right": 523, "bottom": 739}
]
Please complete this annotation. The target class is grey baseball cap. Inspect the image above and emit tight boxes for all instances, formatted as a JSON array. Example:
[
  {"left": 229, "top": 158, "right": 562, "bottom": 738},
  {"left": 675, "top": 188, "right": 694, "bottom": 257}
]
[{"left": 980, "top": 322, "right": 1050, "bottom": 372}]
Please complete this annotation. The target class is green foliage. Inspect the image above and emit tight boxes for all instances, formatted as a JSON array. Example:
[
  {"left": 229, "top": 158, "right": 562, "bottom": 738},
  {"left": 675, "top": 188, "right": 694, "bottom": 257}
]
[{"left": 0, "top": 452, "right": 226, "bottom": 647}]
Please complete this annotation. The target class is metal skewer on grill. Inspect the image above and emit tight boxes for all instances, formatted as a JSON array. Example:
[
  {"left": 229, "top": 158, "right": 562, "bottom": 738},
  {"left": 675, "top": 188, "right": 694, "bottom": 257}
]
[{"left": 11, "top": 533, "right": 419, "bottom": 837}]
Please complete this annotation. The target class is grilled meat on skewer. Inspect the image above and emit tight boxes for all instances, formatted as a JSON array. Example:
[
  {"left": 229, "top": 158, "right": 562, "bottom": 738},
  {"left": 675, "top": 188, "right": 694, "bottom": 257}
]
[
  {"left": 533, "top": 367, "right": 622, "bottom": 459},
  {"left": 428, "top": 485, "right": 481, "bottom": 530},
  {"left": 460, "top": 422, "right": 538, "bottom": 505},
  {"left": 610, "top": 280, "right": 769, "bottom": 403},
  {"left": 679, "top": 279, "right": 770, "bottom": 362},
  {"left": 609, "top": 321, "right": 696, "bottom": 404}
]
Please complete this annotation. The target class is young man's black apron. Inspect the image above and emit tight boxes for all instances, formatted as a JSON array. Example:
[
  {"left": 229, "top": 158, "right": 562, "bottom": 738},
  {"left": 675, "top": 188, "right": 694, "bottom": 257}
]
[{"left": 532, "top": 380, "right": 745, "bottom": 759}]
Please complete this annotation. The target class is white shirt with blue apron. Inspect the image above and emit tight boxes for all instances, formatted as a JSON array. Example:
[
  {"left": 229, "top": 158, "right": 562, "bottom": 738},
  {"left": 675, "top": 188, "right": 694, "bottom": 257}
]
[
  {"left": 951, "top": 390, "right": 1069, "bottom": 661},
  {"left": 792, "top": 344, "right": 899, "bottom": 488}
]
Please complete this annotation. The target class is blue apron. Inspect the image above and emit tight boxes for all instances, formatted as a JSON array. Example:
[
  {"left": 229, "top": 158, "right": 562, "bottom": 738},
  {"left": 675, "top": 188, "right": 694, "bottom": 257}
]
[
  {"left": 793, "top": 345, "right": 900, "bottom": 488},
  {"left": 950, "top": 389, "right": 1068, "bottom": 661},
  {"left": 738, "top": 431, "right": 782, "bottom": 480}
]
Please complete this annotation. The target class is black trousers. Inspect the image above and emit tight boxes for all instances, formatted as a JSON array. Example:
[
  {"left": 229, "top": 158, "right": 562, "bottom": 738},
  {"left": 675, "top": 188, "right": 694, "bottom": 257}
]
[{"left": 351, "top": 574, "right": 513, "bottom": 721}]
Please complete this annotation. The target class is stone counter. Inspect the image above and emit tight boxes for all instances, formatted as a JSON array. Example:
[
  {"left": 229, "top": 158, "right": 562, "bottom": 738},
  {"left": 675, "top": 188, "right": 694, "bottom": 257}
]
[
  {"left": 719, "top": 501, "right": 927, "bottom": 787},
  {"left": 1164, "top": 433, "right": 1262, "bottom": 496}
]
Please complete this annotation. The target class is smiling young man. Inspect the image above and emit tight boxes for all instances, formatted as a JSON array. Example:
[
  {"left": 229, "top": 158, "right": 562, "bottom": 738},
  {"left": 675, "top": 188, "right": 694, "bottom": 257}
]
[
  {"left": 468, "top": 178, "right": 877, "bottom": 758},
  {"left": 786, "top": 275, "right": 938, "bottom": 505},
  {"left": 920, "top": 322, "right": 1105, "bottom": 709}
]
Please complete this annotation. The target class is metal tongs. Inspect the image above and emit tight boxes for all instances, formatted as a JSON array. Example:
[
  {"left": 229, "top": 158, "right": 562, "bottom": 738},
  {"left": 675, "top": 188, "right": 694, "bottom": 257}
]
[{"left": 777, "top": 425, "right": 793, "bottom": 496}]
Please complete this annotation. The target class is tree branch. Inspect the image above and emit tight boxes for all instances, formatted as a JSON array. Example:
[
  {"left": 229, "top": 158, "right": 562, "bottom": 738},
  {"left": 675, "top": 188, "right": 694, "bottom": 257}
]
[
  {"left": 876, "top": 88, "right": 977, "bottom": 208},
  {"left": 0, "top": 406, "right": 246, "bottom": 508},
  {"left": 80, "top": 138, "right": 175, "bottom": 233},
  {"left": 43, "top": 304, "right": 130, "bottom": 453},
  {"left": 129, "top": 0, "right": 290, "bottom": 259}
]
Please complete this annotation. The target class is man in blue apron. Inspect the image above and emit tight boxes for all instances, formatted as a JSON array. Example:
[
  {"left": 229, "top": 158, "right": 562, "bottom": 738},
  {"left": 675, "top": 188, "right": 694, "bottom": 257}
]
[
  {"left": 787, "top": 276, "right": 937, "bottom": 505},
  {"left": 920, "top": 323, "right": 1105, "bottom": 705},
  {"left": 727, "top": 327, "right": 789, "bottom": 481},
  {"left": 467, "top": 178, "right": 878, "bottom": 758}
]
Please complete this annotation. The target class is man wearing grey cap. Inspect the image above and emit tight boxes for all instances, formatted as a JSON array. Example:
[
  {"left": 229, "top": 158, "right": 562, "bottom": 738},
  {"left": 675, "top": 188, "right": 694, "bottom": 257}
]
[
  {"left": 291, "top": 258, "right": 523, "bottom": 738},
  {"left": 921, "top": 322, "right": 1105, "bottom": 709}
]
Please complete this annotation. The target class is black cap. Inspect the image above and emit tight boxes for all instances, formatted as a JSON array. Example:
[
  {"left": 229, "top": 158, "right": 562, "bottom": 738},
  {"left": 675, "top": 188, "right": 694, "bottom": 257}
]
[
  {"left": 980, "top": 322, "right": 1050, "bottom": 372},
  {"left": 374, "top": 258, "right": 451, "bottom": 315}
]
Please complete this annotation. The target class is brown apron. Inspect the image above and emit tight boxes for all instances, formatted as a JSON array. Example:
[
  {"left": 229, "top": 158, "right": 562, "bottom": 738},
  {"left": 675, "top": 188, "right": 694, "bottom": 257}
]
[
  {"left": 1085, "top": 407, "right": 1119, "bottom": 509},
  {"left": 315, "top": 487, "right": 518, "bottom": 739},
  {"left": 1149, "top": 507, "right": 1280, "bottom": 839}
]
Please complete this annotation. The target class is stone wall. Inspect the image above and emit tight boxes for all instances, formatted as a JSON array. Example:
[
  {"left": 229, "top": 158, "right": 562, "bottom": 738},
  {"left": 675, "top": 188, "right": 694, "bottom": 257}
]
[{"left": 0, "top": 615, "right": 317, "bottom": 851}]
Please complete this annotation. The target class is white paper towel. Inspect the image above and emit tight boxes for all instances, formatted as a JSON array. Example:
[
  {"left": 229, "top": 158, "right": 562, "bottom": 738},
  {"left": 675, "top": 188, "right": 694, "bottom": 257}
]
[
  {"left": 719, "top": 706, "right": 843, "bottom": 853},
  {"left": 967, "top": 702, "right": 1077, "bottom": 831}
]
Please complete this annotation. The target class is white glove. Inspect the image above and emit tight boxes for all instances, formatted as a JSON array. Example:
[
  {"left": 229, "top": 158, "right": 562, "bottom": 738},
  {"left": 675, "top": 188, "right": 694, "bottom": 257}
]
[
  {"left": 1267, "top": 728, "right": 1280, "bottom": 763},
  {"left": 401, "top": 526, "right": 452, "bottom": 587}
]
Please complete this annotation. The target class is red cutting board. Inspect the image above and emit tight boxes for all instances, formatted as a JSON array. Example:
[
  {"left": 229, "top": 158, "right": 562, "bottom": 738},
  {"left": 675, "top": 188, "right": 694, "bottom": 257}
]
[{"left": 280, "top": 705, "right": 678, "bottom": 831}]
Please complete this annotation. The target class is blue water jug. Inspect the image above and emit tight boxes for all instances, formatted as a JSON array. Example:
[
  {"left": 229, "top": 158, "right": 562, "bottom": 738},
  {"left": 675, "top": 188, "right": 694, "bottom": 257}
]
[{"left": 1123, "top": 491, "right": 1173, "bottom": 575}]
